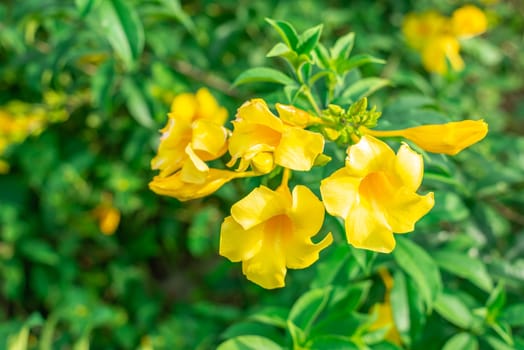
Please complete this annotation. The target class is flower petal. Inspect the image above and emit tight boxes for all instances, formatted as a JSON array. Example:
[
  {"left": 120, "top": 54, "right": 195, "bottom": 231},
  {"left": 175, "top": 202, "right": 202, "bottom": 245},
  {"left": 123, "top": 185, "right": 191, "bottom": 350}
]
[
  {"left": 345, "top": 203, "right": 395, "bottom": 253},
  {"left": 284, "top": 232, "right": 333, "bottom": 269},
  {"left": 290, "top": 185, "right": 325, "bottom": 238},
  {"left": 236, "top": 99, "right": 283, "bottom": 132},
  {"left": 346, "top": 135, "right": 395, "bottom": 176},
  {"left": 383, "top": 189, "right": 435, "bottom": 233},
  {"left": 219, "top": 216, "right": 263, "bottom": 262},
  {"left": 394, "top": 143, "right": 424, "bottom": 191},
  {"left": 195, "top": 88, "right": 228, "bottom": 124},
  {"left": 191, "top": 119, "right": 228, "bottom": 160},
  {"left": 170, "top": 93, "right": 197, "bottom": 122},
  {"left": 242, "top": 239, "right": 287, "bottom": 289},
  {"left": 320, "top": 168, "right": 359, "bottom": 218},
  {"left": 231, "top": 186, "right": 286, "bottom": 230},
  {"left": 275, "top": 127, "right": 324, "bottom": 171}
]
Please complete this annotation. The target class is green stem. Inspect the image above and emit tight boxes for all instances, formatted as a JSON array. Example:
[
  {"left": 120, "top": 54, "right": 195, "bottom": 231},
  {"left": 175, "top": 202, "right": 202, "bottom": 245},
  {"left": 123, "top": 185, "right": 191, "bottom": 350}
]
[{"left": 302, "top": 86, "right": 322, "bottom": 116}]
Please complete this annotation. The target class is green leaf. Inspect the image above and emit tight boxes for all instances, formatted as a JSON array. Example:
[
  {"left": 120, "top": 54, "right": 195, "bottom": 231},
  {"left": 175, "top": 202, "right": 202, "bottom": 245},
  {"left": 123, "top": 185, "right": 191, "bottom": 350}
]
[
  {"left": 248, "top": 307, "right": 288, "bottom": 328},
  {"left": 307, "top": 335, "right": 358, "bottom": 350},
  {"left": 297, "top": 24, "right": 323, "bottom": 55},
  {"left": 486, "top": 282, "right": 506, "bottom": 323},
  {"left": 485, "top": 335, "right": 515, "bottom": 350},
  {"left": 91, "top": 58, "right": 115, "bottom": 112},
  {"left": 265, "top": 18, "right": 299, "bottom": 49},
  {"left": 336, "top": 54, "right": 386, "bottom": 74},
  {"left": 159, "top": 0, "right": 195, "bottom": 34},
  {"left": 98, "top": 0, "right": 144, "bottom": 70},
  {"left": 19, "top": 239, "right": 59, "bottom": 266},
  {"left": 217, "top": 335, "right": 282, "bottom": 350},
  {"left": 336, "top": 78, "right": 390, "bottom": 105},
  {"left": 500, "top": 303, "right": 524, "bottom": 326},
  {"left": 393, "top": 237, "right": 442, "bottom": 310},
  {"left": 331, "top": 32, "right": 355, "bottom": 60},
  {"left": 433, "top": 250, "right": 493, "bottom": 292},
  {"left": 121, "top": 78, "right": 156, "bottom": 129},
  {"left": 75, "top": 0, "right": 100, "bottom": 17},
  {"left": 435, "top": 292, "right": 475, "bottom": 329},
  {"left": 266, "top": 43, "right": 294, "bottom": 58},
  {"left": 313, "top": 43, "right": 331, "bottom": 69},
  {"left": 288, "top": 287, "right": 331, "bottom": 344},
  {"left": 442, "top": 332, "right": 478, "bottom": 350},
  {"left": 233, "top": 67, "right": 296, "bottom": 86}
]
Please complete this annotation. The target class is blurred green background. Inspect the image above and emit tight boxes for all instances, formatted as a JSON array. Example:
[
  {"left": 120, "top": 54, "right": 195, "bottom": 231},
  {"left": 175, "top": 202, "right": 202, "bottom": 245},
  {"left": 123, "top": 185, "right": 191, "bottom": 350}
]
[{"left": 1, "top": 0, "right": 523, "bottom": 349}]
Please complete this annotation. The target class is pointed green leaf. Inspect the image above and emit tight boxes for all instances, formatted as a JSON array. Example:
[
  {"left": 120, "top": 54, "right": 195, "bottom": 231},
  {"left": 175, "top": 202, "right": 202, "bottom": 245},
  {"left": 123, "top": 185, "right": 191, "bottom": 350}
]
[
  {"left": 442, "top": 332, "right": 478, "bottom": 350},
  {"left": 336, "top": 54, "right": 386, "bottom": 74},
  {"left": 433, "top": 250, "right": 493, "bottom": 292},
  {"left": 288, "top": 287, "right": 331, "bottom": 336},
  {"left": 500, "top": 303, "right": 524, "bottom": 327},
  {"left": 121, "top": 78, "right": 155, "bottom": 129},
  {"left": 335, "top": 78, "right": 390, "bottom": 105},
  {"left": 98, "top": 0, "right": 144, "bottom": 70},
  {"left": 265, "top": 18, "right": 299, "bottom": 49},
  {"left": 331, "top": 32, "right": 355, "bottom": 59},
  {"left": 435, "top": 292, "right": 474, "bottom": 329},
  {"left": 217, "top": 335, "right": 282, "bottom": 350},
  {"left": 297, "top": 24, "right": 323, "bottom": 55},
  {"left": 393, "top": 237, "right": 442, "bottom": 310},
  {"left": 313, "top": 43, "right": 331, "bottom": 69},
  {"left": 233, "top": 67, "right": 296, "bottom": 86}
]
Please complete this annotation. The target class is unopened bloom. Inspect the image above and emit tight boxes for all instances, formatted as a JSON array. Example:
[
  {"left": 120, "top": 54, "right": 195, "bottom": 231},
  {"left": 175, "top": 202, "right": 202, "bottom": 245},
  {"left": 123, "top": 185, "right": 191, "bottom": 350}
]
[
  {"left": 364, "top": 120, "right": 488, "bottom": 155},
  {"left": 368, "top": 269, "right": 402, "bottom": 345},
  {"left": 422, "top": 35, "right": 464, "bottom": 74},
  {"left": 320, "top": 135, "right": 434, "bottom": 253},
  {"left": 219, "top": 173, "right": 333, "bottom": 289},
  {"left": 227, "top": 99, "right": 324, "bottom": 174},
  {"left": 149, "top": 168, "right": 252, "bottom": 202},
  {"left": 93, "top": 203, "right": 121, "bottom": 235},
  {"left": 452, "top": 5, "right": 487, "bottom": 38},
  {"left": 151, "top": 88, "right": 228, "bottom": 178}
]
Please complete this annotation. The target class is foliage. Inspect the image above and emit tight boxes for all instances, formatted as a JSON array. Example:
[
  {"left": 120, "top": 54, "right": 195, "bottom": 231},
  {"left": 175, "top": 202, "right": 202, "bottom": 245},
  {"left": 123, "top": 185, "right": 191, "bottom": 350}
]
[{"left": 1, "top": 0, "right": 523, "bottom": 349}]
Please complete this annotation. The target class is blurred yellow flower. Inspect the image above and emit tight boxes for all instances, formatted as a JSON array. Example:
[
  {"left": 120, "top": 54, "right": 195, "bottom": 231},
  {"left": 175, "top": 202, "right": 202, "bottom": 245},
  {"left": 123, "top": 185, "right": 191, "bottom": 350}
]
[
  {"left": 452, "top": 5, "right": 487, "bottom": 38},
  {"left": 368, "top": 269, "right": 402, "bottom": 345},
  {"left": 227, "top": 99, "right": 324, "bottom": 174},
  {"left": 402, "top": 11, "right": 448, "bottom": 50},
  {"left": 149, "top": 168, "right": 252, "bottom": 202},
  {"left": 219, "top": 171, "right": 333, "bottom": 289},
  {"left": 365, "top": 120, "right": 488, "bottom": 155},
  {"left": 320, "top": 135, "right": 434, "bottom": 253},
  {"left": 93, "top": 204, "right": 121, "bottom": 235},
  {"left": 421, "top": 35, "right": 464, "bottom": 74},
  {"left": 151, "top": 88, "right": 229, "bottom": 178}
]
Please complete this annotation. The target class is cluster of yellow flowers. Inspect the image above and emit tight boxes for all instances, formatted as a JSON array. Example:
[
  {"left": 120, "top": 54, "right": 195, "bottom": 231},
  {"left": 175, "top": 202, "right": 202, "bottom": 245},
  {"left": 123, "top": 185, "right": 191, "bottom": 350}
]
[
  {"left": 0, "top": 107, "right": 47, "bottom": 173},
  {"left": 402, "top": 5, "right": 487, "bottom": 74},
  {"left": 149, "top": 88, "right": 487, "bottom": 289}
]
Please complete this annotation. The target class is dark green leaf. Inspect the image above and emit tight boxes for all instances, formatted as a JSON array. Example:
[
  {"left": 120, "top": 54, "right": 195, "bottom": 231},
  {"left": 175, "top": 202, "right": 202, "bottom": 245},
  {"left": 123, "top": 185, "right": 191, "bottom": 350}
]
[
  {"left": 98, "top": 0, "right": 144, "bottom": 70},
  {"left": 297, "top": 24, "right": 323, "bottom": 55},
  {"left": 393, "top": 237, "right": 442, "bottom": 310},
  {"left": 336, "top": 78, "right": 390, "bottom": 105},
  {"left": 307, "top": 335, "right": 358, "bottom": 350},
  {"left": 288, "top": 287, "right": 331, "bottom": 343},
  {"left": 336, "top": 54, "right": 386, "bottom": 74},
  {"left": 233, "top": 67, "right": 296, "bottom": 86},
  {"left": 331, "top": 32, "right": 355, "bottom": 60},
  {"left": 500, "top": 303, "right": 524, "bottom": 326},
  {"left": 265, "top": 18, "right": 299, "bottom": 49},
  {"left": 433, "top": 250, "right": 493, "bottom": 292}
]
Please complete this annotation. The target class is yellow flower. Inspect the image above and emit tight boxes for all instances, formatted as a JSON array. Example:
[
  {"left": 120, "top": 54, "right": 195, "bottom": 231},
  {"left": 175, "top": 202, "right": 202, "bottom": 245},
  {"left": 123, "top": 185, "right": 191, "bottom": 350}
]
[
  {"left": 320, "top": 135, "right": 434, "bottom": 253},
  {"left": 227, "top": 99, "right": 324, "bottom": 174},
  {"left": 151, "top": 88, "right": 229, "bottom": 178},
  {"left": 452, "top": 5, "right": 487, "bottom": 38},
  {"left": 219, "top": 171, "right": 333, "bottom": 289},
  {"left": 93, "top": 204, "right": 121, "bottom": 235},
  {"left": 402, "top": 11, "right": 449, "bottom": 50},
  {"left": 421, "top": 35, "right": 464, "bottom": 74},
  {"left": 364, "top": 120, "right": 488, "bottom": 155},
  {"left": 368, "top": 269, "right": 402, "bottom": 345},
  {"left": 149, "top": 168, "right": 252, "bottom": 202}
]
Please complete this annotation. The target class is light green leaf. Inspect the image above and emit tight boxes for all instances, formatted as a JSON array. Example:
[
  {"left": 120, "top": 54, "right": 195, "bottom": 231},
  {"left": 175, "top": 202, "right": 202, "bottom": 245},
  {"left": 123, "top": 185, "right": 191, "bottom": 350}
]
[
  {"left": 265, "top": 18, "right": 299, "bottom": 49},
  {"left": 336, "top": 54, "right": 386, "bottom": 74},
  {"left": 297, "top": 24, "right": 323, "bottom": 55},
  {"left": 486, "top": 282, "right": 506, "bottom": 323},
  {"left": 159, "top": 0, "right": 195, "bottom": 34},
  {"left": 233, "top": 67, "right": 296, "bottom": 86},
  {"left": 433, "top": 250, "right": 493, "bottom": 292},
  {"left": 336, "top": 78, "right": 390, "bottom": 105},
  {"left": 98, "top": 0, "right": 144, "bottom": 70},
  {"left": 121, "top": 78, "right": 155, "bottom": 129},
  {"left": 267, "top": 43, "right": 293, "bottom": 57},
  {"left": 435, "top": 292, "right": 474, "bottom": 329},
  {"left": 500, "top": 303, "right": 524, "bottom": 326},
  {"left": 288, "top": 287, "right": 331, "bottom": 344},
  {"left": 217, "top": 335, "right": 282, "bottom": 350},
  {"left": 331, "top": 32, "right": 355, "bottom": 60},
  {"left": 313, "top": 43, "right": 331, "bottom": 69},
  {"left": 307, "top": 335, "right": 358, "bottom": 350},
  {"left": 393, "top": 237, "right": 442, "bottom": 310},
  {"left": 442, "top": 332, "right": 478, "bottom": 350},
  {"left": 248, "top": 307, "right": 288, "bottom": 328}
]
